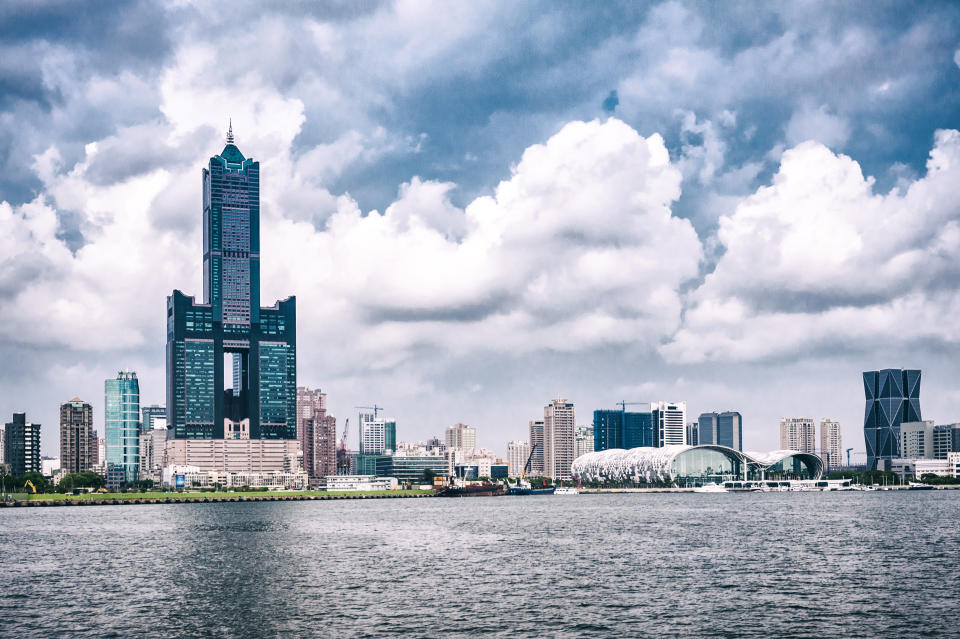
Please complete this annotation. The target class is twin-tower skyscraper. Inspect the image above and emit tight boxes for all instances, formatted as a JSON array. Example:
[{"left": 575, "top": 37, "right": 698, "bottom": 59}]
[{"left": 166, "top": 124, "right": 297, "bottom": 441}]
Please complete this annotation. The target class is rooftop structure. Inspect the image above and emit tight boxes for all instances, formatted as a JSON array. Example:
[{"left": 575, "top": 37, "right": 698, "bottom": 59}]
[{"left": 571, "top": 445, "right": 823, "bottom": 486}]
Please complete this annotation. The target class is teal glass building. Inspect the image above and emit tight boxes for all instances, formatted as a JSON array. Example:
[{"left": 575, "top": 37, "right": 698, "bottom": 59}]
[
  {"left": 593, "top": 409, "right": 654, "bottom": 451},
  {"left": 166, "top": 125, "right": 296, "bottom": 440},
  {"left": 863, "top": 369, "right": 921, "bottom": 470},
  {"left": 106, "top": 371, "right": 140, "bottom": 484}
]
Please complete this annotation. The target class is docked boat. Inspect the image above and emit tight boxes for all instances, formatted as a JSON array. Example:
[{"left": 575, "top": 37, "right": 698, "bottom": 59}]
[
  {"left": 437, "top": 483, "right": 505, "bottom": 497},
  {"left": 506, "top": 442, "right": 557, "bottom": 495}
]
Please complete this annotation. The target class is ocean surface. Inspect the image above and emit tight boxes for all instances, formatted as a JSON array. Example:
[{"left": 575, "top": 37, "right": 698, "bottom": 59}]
[{"left": 2, "top": 492, "right": 959, "bottom": 638}]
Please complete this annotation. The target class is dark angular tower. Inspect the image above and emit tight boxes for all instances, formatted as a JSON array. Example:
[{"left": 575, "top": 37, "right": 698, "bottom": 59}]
[
  {"left": 863, "top": 369, "right": 921, "bottom": 470},
  {"left": 166, "top": 124, "right": 296, "bottom": 440}
]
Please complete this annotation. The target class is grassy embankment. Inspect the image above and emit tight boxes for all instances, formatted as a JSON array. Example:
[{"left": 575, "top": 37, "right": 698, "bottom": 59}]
[{"left": 24, "top": 489, "right": 435, "bottom": 501}]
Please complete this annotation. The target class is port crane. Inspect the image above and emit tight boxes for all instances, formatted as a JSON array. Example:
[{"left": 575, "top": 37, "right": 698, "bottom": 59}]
[{"left": 518, "top": 443, "right": 539, "bottom": 487}]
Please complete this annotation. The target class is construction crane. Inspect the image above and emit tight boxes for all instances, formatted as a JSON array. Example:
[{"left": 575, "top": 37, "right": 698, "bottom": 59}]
[
  {"left": 846, "top": 448, "right": 854, "bottom": 466},
  {"left": 354, "top": 404, "right": 384, "bottom": 418},
  {"left": 336, "top": 418, "right": 351, "bottom": 474}
]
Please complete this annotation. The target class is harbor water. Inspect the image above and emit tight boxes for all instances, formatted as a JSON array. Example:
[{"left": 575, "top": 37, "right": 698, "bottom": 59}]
[{"left": 2, "top": 492, "right": 958, "bottom": 638}]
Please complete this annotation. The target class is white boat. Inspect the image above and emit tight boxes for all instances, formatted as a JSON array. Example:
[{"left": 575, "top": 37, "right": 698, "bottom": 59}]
[
  {"left": 692, "top": 483, "right": 727, "bottom": 493},
  {"left": 554, "top": 486, "right": 579, "bottom": 495}
]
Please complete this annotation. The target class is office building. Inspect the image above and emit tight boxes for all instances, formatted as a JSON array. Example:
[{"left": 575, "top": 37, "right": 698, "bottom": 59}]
[
  {"left": 779, "top": 418, "right": 815, "bottom": 453},
  {"left": 900, "top": 421, "right": 938, "bottom": 459},
  {"left": 384, "top": 420, "right": 396, "bottom": 453},
  {"left": 863, "top": 369, "right": 921, "bottom": 470},
  {"left": 933, "top": 424, "right": 960, "bottom": 459},
  {"left": 819, "top": 419, "right": 843, "bottom": 471},
  {"left": 375, "top": 454, "right": 446, "bottom": 483},
  {"left": 4, "top": 413, "right": 41, "bottom": 475},
  {"left": 574, "top": 425, "right": 594, "bottom": 459},
  {"left": 106, "top": 371, "right": 141, "bottom": 484},
  {"left": 59, "top": 398, "right": 94, "bottom": 475},
  {"left": 686, "top": 422, "right": 699, "bottom": 446},
  {"left": 543, "top": 398, "right": 575, "bottom": 480},
  {"left": 360, "top": 413, "right": 388, "bottom": 455},
  {"left": 653, "top": 401, "right": 687, "bottom": 446},
  {"left": 162, "top": 438, "right": 299, "bottom": 473},
  {"left": 0, "top": 424, "right": 4, "bottom": 467},
  {"left": 507, "top": 440, "right": 531, "bottom": 476},
  {"left": 445, "top": 423, "right": 477, "bottom": 451},
  {"left": 698, "top": 411, "right": 742, "bottom": 451},
  {"left": 42, "top": 457, "right": 60, "bottom": 476},
  {"left": 528, "top": 419, "right": 545, "bottom": 475},
  {"left": 166, "top": 124, "right": 296, "bottom": 440},
  {"left": 141, "top": 405, "right": 166, "bottom": 432},
  {"left": 325, "top": 475, "right": 397, "bottom": 491},
  {"left": 593, "top": 409, "right": 655, "bottom": 451}
]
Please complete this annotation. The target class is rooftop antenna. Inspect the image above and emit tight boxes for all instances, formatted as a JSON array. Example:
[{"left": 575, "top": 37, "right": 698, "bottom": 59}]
[{"left": 226, "top": 118, "right": 234, "bottom": 145}]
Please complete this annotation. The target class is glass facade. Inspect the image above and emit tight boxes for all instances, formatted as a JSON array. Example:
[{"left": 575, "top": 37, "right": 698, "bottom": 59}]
[
  {"left": 376, "top": 455, "right": 446, "bottom": 483},
  {"left": 105, "top": 372, "right": 140, "bottom": 484},
  {"left": 761, "top": 454, "right": 820, "bottom": 480},
  {"left": 671, "top": 447, "right": 743, "bottom": 484},
  {"left": 593, "top": 409, "right": 654, "bottom": 451},
  {"left": 384, "top": 421, "right": 397, "bottom": 453},
  {"left": 166, "top": 130, "right": 296, "bottom": 440},
  {"left": 863, "top": 369, "right": 921, "bottom": 470}
]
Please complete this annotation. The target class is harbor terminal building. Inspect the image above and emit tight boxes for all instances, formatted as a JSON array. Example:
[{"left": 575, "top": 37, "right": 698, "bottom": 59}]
[{"left": 571, "top": 445, "right": 823, "bottom": 486}]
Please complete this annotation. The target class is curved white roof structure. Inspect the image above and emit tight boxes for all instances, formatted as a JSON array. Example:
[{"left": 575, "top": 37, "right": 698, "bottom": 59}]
[{"left": 571, "top": 445, "right": 823, "bottom": 484}]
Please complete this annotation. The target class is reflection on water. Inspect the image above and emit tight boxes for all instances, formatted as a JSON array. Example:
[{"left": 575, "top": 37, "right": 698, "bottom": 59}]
[{"left": 2, "top": 492, "right": 959, "bottom": 637}]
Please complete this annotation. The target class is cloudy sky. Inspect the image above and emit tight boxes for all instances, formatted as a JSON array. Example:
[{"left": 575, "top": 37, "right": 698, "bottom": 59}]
[{"left": 2, "top": 1, "right": 960, "bottom": 458}]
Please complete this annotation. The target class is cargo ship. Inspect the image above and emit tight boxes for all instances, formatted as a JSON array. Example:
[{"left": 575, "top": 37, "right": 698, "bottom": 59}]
[{"left": 437, "top": 483, "right": 505, "bottom": 497}]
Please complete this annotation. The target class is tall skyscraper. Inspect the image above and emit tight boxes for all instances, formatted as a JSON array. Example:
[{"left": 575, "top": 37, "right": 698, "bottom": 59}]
[
  {"left": 528, "top": 419, "right": 545, "bottom": 475},
  {"left": 779, "top": 418, "right": 815, "bottom": 453},
  {"left": 507, "top": 440, "right": 531, "bottom": 476},
  {"left": 574, "top": 425, "right": 594, "bottom": 458},
  {"left": 697, "top": 411, "right": 742, "bottom": 451},
  {"left": 593, "top": 409, "right": 654, "bottom": 451},
  {"left": 384, "top": 420, "right": 397, "bottom": 453},
  {"left": 863, "top": 369, "right": 921, "bottom": 470},
  {"left": 60, "top": 398, "right": 94, "bottom": 475},
  {"left": 106, "top": 371, "right": 140, "bottom": 484},
  {"left": 819, "top": 419, "right": 842, "bottom": 470},
  {"left": 652, "top": 401, "right": 687, "bottom": 446},
  {"left": 0, "top": 424, "right": 4, "bottom": 467},
  {"left": 4, "top": 413, "right": 40, "bottom": 476},
  {"left": 166, "top": 125, "right": 296, "bottom": 441},
  {"left": 543, "top": 398, "right": 575, "bottom": 480},
  {"left": 445, "top": 423, "right": 477, "bottom": 451}
]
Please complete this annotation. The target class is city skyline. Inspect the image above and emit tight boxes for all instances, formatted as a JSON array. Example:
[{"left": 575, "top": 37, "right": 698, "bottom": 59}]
[{"left": 3, "top": 3, "right": 960, "bottom": 459}]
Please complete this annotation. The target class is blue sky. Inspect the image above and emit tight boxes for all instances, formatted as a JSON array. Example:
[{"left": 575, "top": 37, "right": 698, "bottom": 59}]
[{"left": 1, "top": 1, "right": 959, "bottom": 457}]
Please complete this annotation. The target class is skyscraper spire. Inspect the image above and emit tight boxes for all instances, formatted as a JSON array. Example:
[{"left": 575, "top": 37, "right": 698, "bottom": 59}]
[{"left": 226, "top": 118, "right": 234, "bottom": 145}]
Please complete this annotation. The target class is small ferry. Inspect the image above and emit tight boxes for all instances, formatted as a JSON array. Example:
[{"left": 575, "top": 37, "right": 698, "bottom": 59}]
[{"left": 692, "top": 483, "right": 727, "bottom": 493}]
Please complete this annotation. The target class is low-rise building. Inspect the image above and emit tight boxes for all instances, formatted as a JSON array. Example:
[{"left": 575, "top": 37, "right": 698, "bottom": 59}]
[
  {"left": 375, "top": 454, "right": 446, "bottom": 483},
  {"left": 324, "top": 475, "right": 398, "bottom": 491},
  {"left": 161, "top": 465, "right": 307, "bottom": 490}
]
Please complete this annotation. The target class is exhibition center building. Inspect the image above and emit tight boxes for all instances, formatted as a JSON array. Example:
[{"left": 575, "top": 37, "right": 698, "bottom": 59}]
[{"left": 570, "top": 445, "right": 824, "bottom": 486}]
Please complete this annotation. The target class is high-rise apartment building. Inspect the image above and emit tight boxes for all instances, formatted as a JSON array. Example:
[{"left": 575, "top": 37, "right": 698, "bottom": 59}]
[
  {"left": 653, "top": 401, "right": 687, "bottom": 446},
  {"left": 574, "top": 425, "right": 594, "bottom": 458},
  {"left": 593, "top": 409, "right": 654, "bottom": 451},
  {"left": 59, "top": 398, "right": 94, "bottom": 475},
  {"left": 863, "top": 369, "right": 921, "bottom": 470},
  {"left": 4, "top": 413, "right": 41, "bottom": 476},
  {"left": 697, "top": 411, "right": 742, "bottom": 451},
  {"left": 779, "top": 418, "right": 815, "bottom": 453},
  {"left": 166, "top": 125, "right": 296, "bottom": 441},
  {"left": 819, "top": 419, "right": 842, "bottom": 470},
  {"left": 528, "top": 419, "right": 545, "bottom": 475},
  {"left": 507, "top": 440, "right": 531, "bottom": 477},
  {"left": 139, "top": 423, "right": 168, "bottom": 483},
  {"left": 445, "top": 423, "right": 477, "bottom": 451},
  {"left": 297, "top": 386, "right": 337, "bottom": 483},
  {"left": 106, "top": 371, "right": 140, "bottom": 484},
  {"left": 0, "top": 424, "right": 4, "bottom": 468},
  {"left": 543, "top": 398, "right": 575, "bottom": 480}
]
